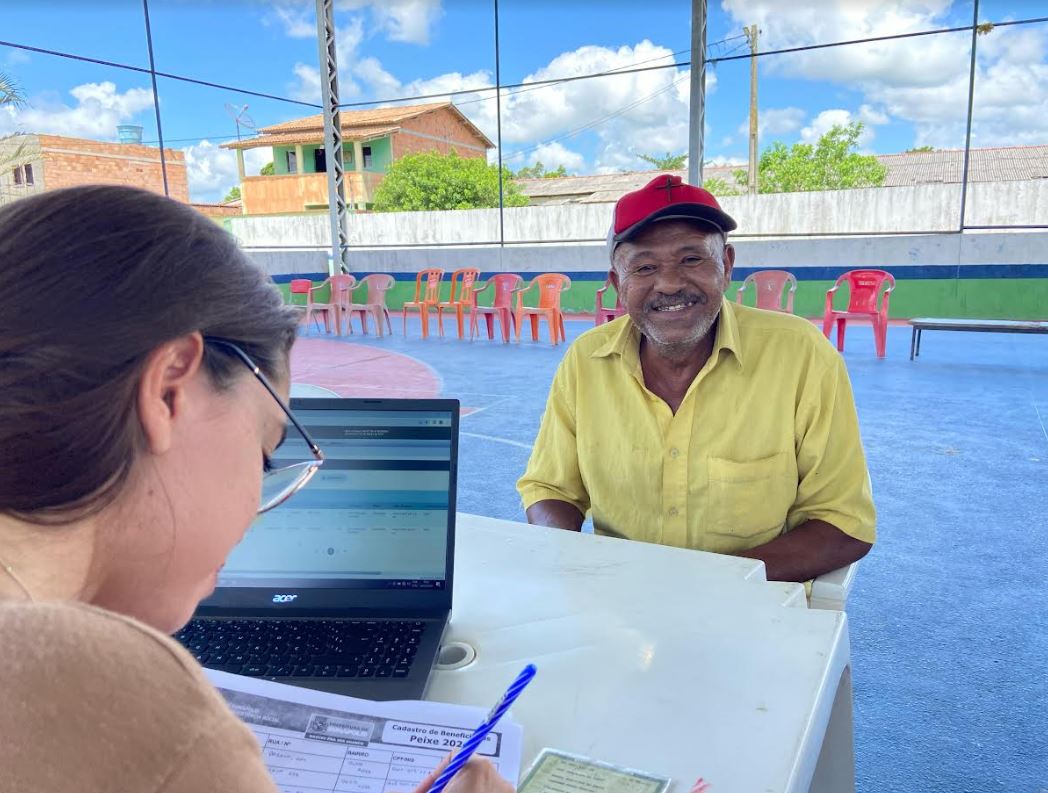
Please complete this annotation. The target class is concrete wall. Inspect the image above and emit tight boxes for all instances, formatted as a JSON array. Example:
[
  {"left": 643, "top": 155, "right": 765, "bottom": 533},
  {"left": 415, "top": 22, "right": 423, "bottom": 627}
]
[{"left": 229, "top": 179, "right": 1047, "bottom": 249}]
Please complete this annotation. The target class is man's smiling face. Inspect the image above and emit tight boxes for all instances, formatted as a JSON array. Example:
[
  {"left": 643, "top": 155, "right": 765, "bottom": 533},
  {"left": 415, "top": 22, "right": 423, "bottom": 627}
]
[{"left": 611, "top": 220, "right": 735, "bottom": 354}]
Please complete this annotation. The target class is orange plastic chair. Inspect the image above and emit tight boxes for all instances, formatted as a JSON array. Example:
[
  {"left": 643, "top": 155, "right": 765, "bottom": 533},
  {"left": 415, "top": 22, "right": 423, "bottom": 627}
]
[
  {"left": 470, "top": 273, "right": 523, "bottom": 343},
  {"left": 515, "top": 273, "right": 572, "bottom": 345},
  {"left": 402, "top": 268, "right": 444, "bottom": 339},
  {"left": 289, "top": 278, "right": 340, "bottom": 334},
  {"left": 735, "top": 270, "right": 797, "bottom": 313},
  {"left": 822, "top": 269, "right": 896, "bottom": 358},
  {"left": 437, "top": 268, "right": 481, "bottom": 339},
  {"left": 350, "top": 274, "right": 395, "bottom": 336},
  {"left": 595, "top": 277, "right": 625, "bottom": 326}
]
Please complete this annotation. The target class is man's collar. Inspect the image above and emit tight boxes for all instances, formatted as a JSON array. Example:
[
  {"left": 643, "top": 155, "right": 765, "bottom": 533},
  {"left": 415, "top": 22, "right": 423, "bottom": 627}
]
[{"left": 591, "top": 298, "right": 744, "bottom": 369}]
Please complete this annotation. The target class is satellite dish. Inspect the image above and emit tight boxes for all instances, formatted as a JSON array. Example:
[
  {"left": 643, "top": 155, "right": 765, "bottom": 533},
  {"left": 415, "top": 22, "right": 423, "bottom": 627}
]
[{"left": 224, "top": 103, "right": 256, "bottom": 141}]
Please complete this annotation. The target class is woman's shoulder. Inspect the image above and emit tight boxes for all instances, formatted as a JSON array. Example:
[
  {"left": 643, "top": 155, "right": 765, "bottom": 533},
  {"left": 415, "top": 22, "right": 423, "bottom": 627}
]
[
  {"left": 0, "top": 600, "right": 267, "bottom": 793},
  {"left": 0, "top": 599, "right": 209, "bottom": 689}
]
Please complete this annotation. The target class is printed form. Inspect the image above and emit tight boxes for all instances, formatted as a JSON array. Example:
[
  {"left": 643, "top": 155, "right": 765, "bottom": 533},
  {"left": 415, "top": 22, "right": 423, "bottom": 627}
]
[{"left": 207, "top": 670, "right": 523, "bottom": 793}]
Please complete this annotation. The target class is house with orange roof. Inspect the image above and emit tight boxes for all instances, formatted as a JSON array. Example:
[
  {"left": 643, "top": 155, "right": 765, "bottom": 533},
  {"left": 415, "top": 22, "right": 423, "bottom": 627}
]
[{"left": 222, "top": 102, "right": 493, "bottom": 214}]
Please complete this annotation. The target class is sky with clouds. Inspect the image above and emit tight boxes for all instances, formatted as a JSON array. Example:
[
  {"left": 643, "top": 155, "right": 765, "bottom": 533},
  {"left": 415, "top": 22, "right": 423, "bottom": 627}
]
[{"left": 1, "top": 0, "right": 1045, "bottom": 202}]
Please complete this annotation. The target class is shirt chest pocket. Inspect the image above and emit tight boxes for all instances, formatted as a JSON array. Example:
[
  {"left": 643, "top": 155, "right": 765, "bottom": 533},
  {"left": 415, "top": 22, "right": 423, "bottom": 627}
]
[{"left": 706, "top": 452, "right": 796, "bottom": 540}]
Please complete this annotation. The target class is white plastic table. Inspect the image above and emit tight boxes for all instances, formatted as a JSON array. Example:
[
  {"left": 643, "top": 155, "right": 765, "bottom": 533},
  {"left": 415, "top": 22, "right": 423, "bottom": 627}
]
[{"left": 428, "top": 513, "right": 855, "bottom": 793}]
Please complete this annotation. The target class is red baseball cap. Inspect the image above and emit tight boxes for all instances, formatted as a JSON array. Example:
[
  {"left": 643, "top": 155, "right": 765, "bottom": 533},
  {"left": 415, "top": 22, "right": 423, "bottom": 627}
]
[{"left": 608, "top": 174, "right": 737, "bottom": 259}]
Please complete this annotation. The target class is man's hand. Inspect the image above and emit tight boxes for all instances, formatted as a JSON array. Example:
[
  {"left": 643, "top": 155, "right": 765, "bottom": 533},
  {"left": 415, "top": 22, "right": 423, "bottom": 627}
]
[
  {"left": 735, "top": 519, "right": 872, "bottom": 582},
  {"left": 411, "top": 755, "right": 514, "bottom": 793},
  {"left": 525, "top": 499, "right": 585, "bottom": 532}
]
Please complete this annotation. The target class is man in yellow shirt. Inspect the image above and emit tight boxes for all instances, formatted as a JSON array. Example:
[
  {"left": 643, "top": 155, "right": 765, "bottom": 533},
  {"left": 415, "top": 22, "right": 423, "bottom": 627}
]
[{"left": 517, "top": 174, "right": 874, "bottom": 582}]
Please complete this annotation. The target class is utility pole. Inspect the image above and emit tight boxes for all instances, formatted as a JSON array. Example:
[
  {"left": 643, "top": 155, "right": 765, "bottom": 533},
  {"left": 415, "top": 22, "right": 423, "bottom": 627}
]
[
  {"left": 744, "top": 24, "right": 759, "bottom": 194},
  {"left": 687, "top": 0, "right": 707, "bottom": 186},
  {"left": 316, "top": 0, "right": 349, "bottom": 274}
]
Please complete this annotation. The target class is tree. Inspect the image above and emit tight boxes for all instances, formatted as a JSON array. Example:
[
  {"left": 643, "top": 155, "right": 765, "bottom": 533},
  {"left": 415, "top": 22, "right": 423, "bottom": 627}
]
[
  {"left": 260, "top": 161, "right": 275, "bottom": 176},
  {"left": 223, "top": 186, "right": 241, "bottom": 203},
  {"left": 906, "top": 145, "right": 936, "bottom": 153},
  {"left": 515, "top": 160, "right": 568, "bottom": 179},
  {"left": 703, "top": 175, "right": 744, "bottom": 196},
  {"left": 0, "top": 72, "right": 25, "bottom": 109},
  {"left": 639, "top": 152, "right": 687, "bottom": 170},
  {"left": 372, "top": 151, "right": 529, "bottom": 212},
  {"left": 757, "top": 122, "right": 887, "bottom": 193}
]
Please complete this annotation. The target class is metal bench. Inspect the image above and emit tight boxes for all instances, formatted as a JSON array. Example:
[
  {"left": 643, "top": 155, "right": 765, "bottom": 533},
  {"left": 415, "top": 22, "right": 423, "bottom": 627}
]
[{"left": 909, "top": 317, "right": 1048, "bottom": 360}]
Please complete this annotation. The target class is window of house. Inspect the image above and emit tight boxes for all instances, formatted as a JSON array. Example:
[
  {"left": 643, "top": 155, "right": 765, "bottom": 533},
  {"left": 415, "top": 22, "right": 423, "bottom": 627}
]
[
  {"left": 286, "top": 150, "right": 297, "bottom": 174},
  {"left": 362, "top": 146, "right": 373, "bottom": 169},
  {"left": 314, "top": 148, "right": 327, "bottom": 173},
  {"left": 11, "top": 164, "right": 33, "bottom": 186}
]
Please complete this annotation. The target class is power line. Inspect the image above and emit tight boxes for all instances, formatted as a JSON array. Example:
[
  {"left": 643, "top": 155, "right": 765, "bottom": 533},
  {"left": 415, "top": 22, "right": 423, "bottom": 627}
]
[{"left": 0, "top": 38, "right": 322, "bottom": 108}]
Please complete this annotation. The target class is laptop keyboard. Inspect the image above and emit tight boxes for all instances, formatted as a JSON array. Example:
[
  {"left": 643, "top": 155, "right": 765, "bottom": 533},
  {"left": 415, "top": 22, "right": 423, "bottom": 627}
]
[{"left": 175, "top": 618, "right": 426, "bottom": 680}]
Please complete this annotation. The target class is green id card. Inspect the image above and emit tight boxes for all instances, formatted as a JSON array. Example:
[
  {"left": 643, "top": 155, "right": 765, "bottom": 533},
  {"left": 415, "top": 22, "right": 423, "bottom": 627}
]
[{"left": 518, "top": 749, "right": 672, "bottom": 793}]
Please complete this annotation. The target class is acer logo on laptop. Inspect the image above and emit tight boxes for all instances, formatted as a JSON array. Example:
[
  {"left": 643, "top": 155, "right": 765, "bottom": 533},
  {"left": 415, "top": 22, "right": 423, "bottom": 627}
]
[{"left": 272, "top": 594, "right": 299, "bottom": 603}]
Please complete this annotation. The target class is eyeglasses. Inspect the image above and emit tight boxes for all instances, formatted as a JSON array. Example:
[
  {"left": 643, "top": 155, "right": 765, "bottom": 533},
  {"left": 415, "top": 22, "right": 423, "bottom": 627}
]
[{"left": 204, "top": 337, "right": 325, "bottom": 513}]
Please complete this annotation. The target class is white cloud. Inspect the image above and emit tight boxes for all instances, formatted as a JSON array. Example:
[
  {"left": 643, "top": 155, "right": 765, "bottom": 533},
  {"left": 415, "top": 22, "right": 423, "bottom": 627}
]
[
  {"left": 182, "top": 140, "right": 270, "bottom": 203},
  {"left": 526, "top": 142, "right": 585, "bottom": 173},
  {"left": 721, "top": 0, "right": 1048, "bottom": 149},
  {"left": 267, "top": 3, "right": 314, "bottom": 38},
  {"left": 335, "top": 0, "right": 442, "bottom": 45},
  {"left": 800, "top": 108, "right": 878, "bottom": 147},
  {"left": 491, "top": 40, "right": 698, "bottom": 173},
  {"left": 349, "top": 38, "right": 714, "bottom": 174},
  {"left": 288, "top": 15, "right": 364, "bottom": 102},
  {"left": 737, "top": 106, "right": 806, "bottom": 138},
  {"left": 0, "top": 81, "right": 153, "bottom": 139},
  {"left": 5, "top": 49, "right": 30, "bottom": 67}
]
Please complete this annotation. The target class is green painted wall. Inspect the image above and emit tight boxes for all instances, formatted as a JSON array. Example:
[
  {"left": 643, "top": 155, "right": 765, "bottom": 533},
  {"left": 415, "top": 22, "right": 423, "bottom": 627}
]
[
  {"left": 269, "top": 137, "right": 393, "bottom": 176},
  {"left": 276, "top": 278, "right": 1048, "bottom": 320}
]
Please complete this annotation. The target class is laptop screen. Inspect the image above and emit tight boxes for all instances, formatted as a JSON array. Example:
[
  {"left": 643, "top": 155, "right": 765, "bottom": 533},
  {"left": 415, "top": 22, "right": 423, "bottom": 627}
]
[{"left": 213, "top": 400, "right": 457, "bottom": 594}]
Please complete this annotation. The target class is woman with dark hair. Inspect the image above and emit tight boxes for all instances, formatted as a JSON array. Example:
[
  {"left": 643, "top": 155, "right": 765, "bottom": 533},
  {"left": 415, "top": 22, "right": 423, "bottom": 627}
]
[{"left": 0, "top": 186, "right": 511, "bottom": 793}]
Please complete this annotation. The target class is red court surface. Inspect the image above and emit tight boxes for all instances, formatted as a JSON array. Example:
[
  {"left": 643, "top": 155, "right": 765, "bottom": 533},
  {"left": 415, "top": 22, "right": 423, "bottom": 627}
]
[{"left": 290, "top": 338, "right": 442, "bottom": 398}]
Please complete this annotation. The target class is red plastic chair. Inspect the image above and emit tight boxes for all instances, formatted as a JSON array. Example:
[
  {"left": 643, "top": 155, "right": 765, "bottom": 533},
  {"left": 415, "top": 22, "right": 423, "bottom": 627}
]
[
  {"left": 515, "top": 273, "right": 571, "bottom": 345},
  {"left": 470, "top": 273, "right": 524, "bottom": 343},
  {"left": 595, "top": 277, "right": 626, "bottom": 326},
  {"left": 350, "top": 274, "right": 395, "bottom": 336},
  {"left": 822, "top": 269, "right": 896, "bottom": 358},
  {"left": 735, "top": 270, "right": 797, "bottom": 313},
  {"left": 402, "top": 268, "right": 444, "bottom": 339},
  {"left": 437, "top": 268, "right": 481, "bottom": 340}
]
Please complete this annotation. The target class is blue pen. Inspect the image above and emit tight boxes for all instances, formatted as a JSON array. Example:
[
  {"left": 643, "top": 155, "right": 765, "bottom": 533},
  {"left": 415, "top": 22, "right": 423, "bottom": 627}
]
[{"left": 427, "top": 664, "right": 537, "bottom": 793}]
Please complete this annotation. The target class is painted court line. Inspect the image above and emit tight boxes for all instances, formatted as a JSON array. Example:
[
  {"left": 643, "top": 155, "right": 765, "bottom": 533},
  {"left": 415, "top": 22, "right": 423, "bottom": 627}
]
[{"left": 460, "top": 431, "right": 534, "bottom": 451}]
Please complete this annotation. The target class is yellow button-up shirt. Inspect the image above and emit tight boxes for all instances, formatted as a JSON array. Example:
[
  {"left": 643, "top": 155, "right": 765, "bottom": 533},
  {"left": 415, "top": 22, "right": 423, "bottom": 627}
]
[{"left": 517, "top": 300, "right": 875, "bottom": 553}]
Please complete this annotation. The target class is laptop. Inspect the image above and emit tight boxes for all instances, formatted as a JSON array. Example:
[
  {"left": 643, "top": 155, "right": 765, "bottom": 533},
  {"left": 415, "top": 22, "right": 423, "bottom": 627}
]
[{"left": 176, "top": 397, "right": 459, "bottom": 701}]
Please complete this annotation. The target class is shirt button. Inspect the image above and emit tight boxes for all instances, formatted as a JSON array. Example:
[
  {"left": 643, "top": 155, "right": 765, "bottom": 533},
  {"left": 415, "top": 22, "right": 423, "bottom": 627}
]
[
  {"left": 668, "top": 507, "right": 679, "bottom": 517},
  {"left": 669, "top": 447, "right": 680, "bottom": 458}
]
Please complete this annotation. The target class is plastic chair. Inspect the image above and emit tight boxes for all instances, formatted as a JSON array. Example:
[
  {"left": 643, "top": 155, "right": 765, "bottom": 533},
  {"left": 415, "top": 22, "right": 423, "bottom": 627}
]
[
  {"left": 735, "top": 270, "right": 797, "bottom": 313},
  {"left": 289, "top": 278, "right": 338, "bottom": 335},
  {"left": 470, "top": 273, "right": 524, "bottom": 343},
  {"left": 515, "top": 273, "right": 571, "bottom": 345},
  {"left": 328, "top": 274, "right": 357, "bottom": 335},
  {"left": 402, "top": 268, "right": 444, "bottom": 339},
  {"left": 350, "top": 274, "right": 395, "bottom": 337},
  {"left": 822, "top": 269, "right": 896, "bottom": 358},
  {"left": 595, "top": 277, "right": 626, "bottom": 326},
  {"left": 437, "top": 268, "right": 481, "bottom": 340}
]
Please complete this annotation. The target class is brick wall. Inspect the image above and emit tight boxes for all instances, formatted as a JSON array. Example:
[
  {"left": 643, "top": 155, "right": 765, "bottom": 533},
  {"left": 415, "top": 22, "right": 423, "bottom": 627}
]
[
  {"left": 37, "top": 135, "right": 190, "bottom": 202},
  {"left": 391, "top": 107, "right": 491, "bottom": 160}
]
